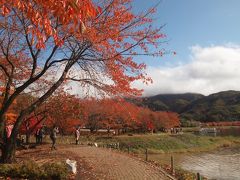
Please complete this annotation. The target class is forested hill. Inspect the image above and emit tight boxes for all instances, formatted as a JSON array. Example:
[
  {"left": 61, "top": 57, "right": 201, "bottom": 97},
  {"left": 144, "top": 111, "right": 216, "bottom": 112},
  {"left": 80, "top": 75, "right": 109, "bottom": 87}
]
[
  {"left": 141, "top": 93, "right": 204, "bottom": 113},
  {"left": 139, "top": 90, "right": 240, "bottom": 122}
]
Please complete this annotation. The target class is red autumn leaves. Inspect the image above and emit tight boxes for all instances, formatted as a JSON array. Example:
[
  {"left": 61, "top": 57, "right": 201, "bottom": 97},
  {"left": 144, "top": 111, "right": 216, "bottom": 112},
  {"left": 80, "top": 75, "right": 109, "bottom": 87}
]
[
  {"left": 1, "top": 0, "right": 98, "bottom": 47},
  {"left": 45, "top": 94, "right": 180, "bottom": 134},
  {"left": 1, "top": 89, "right": 180, "bottom": 135}
]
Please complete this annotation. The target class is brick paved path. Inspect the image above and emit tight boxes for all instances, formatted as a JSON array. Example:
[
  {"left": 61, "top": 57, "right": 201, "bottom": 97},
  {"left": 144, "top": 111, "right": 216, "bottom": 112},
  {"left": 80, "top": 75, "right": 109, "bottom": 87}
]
[{"left": 66, "top": 146, "right": 174, "bottom": 180}]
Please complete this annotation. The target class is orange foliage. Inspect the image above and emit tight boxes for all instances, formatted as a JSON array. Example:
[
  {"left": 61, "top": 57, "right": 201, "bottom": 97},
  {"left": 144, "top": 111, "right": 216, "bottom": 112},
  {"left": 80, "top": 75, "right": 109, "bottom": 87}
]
[
  {"left": 135, "top": 108, "right": 180, "bottom": 131},
  {"left": 0, "top": 0, "right": 172, "bottom": 163},
  {"left": 1, "top": 0, "right": 97, "bottom": 47},
  {"left": 44, "top": 92, "right": 180, "bottom": 134},
  {"left": 0, "top": 0, "right": 168, "bottom": 147},
  {"left": 45, "top": 92, "right": 83, "bottom": 134},
  {"left": 1, "top": 0, "right": 166, "bottom": 99},
  {"left": 0, "top": 94, "right": 17, "bottom": 125}
]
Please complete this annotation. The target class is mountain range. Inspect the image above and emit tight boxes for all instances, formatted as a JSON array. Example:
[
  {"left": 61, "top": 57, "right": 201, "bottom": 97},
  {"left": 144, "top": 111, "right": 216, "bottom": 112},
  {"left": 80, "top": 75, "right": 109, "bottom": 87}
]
[{"left": 139, "top": 90, "right": 240, "bottom": 123}]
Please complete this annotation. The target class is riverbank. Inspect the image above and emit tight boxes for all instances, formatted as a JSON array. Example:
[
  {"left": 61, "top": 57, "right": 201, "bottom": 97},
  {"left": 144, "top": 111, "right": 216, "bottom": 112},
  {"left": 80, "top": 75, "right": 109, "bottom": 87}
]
[
  {"left": 10, "top": 133, "right": 240, "bottom": 180},
  {"left": 91, "top": 133, "right": 239, "bottom": 179},
  {"left": 89, "top": 133, "right": 240, "bottom": 154}
]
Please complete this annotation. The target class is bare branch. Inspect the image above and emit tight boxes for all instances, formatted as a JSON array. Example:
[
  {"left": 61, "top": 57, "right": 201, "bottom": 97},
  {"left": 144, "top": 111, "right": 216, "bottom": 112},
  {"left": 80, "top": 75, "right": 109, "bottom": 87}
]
[{"left": 0, "top": 64, "right": 10, "bottom": 78}]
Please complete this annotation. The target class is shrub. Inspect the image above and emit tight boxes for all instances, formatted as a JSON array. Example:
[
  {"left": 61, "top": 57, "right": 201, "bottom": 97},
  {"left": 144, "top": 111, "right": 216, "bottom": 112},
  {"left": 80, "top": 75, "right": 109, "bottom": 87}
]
[
  {"left": 42, "top": 162, "right": 69, "bottom": 180},
  {"left": 0, "top": 161, "right": 69, "bottom": 179},
  {"left": 19, "top": 161, "right": 43, "bottom": 179},
  {"left": 0, "top": 164, "right": 11, "bottom": 178}
]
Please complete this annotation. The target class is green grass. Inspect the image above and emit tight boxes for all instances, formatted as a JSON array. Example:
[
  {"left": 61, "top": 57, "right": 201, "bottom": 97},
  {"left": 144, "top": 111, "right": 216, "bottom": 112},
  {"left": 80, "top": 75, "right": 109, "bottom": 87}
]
[
  {"left": 74, "top": 133, "right": 240, "bottom": 154},
  {"left": 29, "top": 132, "right": 240, "bottom": 154}
]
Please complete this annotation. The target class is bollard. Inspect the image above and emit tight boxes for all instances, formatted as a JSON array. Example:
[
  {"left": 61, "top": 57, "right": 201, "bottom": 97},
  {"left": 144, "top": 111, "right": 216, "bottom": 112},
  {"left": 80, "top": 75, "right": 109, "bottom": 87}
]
[
  {"left": 171, "top": 156, "right": 174, "bottom": 175},
  {"left": 145, "top": 149, "right": 148, "bottom": 161},
  {"left": 197, "top": 172, "right": 201, "bottom": 180}
]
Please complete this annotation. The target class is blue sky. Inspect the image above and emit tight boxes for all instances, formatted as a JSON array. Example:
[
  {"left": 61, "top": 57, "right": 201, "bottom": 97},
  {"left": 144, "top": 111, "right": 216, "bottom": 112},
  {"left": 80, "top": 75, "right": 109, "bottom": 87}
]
[
  {"left": 70, "top": 1, "right": 240, "bottom": 96},
  {"left": 133, "top": 0, "right": 240, "bottom": 66},
  {"left": 130, "top": 0, "right": 240, "bottom": 96}
]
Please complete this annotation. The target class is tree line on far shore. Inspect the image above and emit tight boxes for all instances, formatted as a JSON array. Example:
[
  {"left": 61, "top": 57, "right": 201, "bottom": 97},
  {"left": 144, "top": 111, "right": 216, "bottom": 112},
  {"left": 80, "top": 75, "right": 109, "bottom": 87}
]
[{"left": 1, "top": 90, "right": 180, "bottom": 138}]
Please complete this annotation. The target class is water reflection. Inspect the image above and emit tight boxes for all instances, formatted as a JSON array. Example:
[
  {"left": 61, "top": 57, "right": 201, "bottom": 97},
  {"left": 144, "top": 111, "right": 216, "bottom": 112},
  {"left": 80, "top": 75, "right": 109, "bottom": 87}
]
[
  {"left": 149, "top": 148, "right": 240, "bottom": 180},
  {"left": 194, "top": 127, "right": 240, "bottom": 137},
  {"left": 181, "top": 150, "right": 240, "bottom": 180},
  {"left": 217, "top": 127, "right": 240, "bottom": 137}
]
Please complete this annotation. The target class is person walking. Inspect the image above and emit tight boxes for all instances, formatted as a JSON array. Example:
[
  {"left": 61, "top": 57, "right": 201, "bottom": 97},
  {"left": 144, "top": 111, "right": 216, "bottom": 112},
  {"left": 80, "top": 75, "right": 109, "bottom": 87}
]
[
  {"left": 39, "top": 127, "right": 45, "bottom": 144},
  {"left": 50, "top": 126, "right": 59, "bottom": 150},
  {"left": 35, "top": 128, "right": 40, "bottom": 144},
  {"left": 75, "top": 126, "right": 80, "bottom": 145}
]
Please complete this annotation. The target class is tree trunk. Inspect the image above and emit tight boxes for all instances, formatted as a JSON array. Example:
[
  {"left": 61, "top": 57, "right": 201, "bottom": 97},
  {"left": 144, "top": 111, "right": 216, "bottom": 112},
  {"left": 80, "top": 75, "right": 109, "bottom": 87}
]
[
  {"left": 0, "top": 113, "right": 24, "bottom": 163},
  {"left": 0, "top": 115, "right": 6, "bottom": 141},
  {"left": 1, "top": 136, "right": 16, "bottom": 163},
  {"left": 0, "top": 65, "right": 70, "bottom": 163}
]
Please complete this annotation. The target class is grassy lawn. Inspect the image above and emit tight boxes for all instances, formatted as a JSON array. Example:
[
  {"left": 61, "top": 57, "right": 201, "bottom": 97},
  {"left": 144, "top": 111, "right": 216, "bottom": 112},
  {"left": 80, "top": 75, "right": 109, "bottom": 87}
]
[
  {"left": 68, "top": 133, "right": 240, "bottom": 154},
  {"left": 29, "top": 131, "right": 240, "bottom": 154}
]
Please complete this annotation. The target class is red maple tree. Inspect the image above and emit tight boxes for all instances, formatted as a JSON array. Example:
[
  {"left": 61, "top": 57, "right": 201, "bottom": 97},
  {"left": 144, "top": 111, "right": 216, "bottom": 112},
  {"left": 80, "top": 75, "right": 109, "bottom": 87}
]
[{"left": 0, "top": 0, "right": 166, "bottom": 162}]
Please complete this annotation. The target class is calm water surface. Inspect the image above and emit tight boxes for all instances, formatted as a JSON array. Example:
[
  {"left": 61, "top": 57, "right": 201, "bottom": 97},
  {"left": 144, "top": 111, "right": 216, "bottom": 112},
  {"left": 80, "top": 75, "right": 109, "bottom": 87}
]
[
  {"left": 149, "top": 148, "right": 240, "bottom": 180},
  {"left": 181, "top": 148, "right": 240, "bottom": 180},
  {"left": 147, "top": 127, "right": 240, "bottom": 180},
  {"left": 217, "top": 127, "right": 240, "bottom": 137}
]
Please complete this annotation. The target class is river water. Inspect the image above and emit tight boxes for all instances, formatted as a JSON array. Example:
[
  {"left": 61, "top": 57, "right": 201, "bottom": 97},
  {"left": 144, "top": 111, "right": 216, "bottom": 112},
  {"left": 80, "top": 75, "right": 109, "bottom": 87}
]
[
  {"left": 148, "top": 127, "right": 240, "bottom": 180},
  {"left": 148, "top": 147, "right": 240, "bottom": 180},
  {"left": 218, "top": 127, "right": 240, "bottom": 137},
  {"left": 181, "top": 148, "right": 240, "bottom": 180}
]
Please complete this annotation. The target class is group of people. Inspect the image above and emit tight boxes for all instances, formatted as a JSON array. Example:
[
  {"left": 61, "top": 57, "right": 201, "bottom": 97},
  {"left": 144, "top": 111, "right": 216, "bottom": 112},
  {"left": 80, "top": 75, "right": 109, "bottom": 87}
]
[
  {"left": 34, "top": 126, "right": 81, "bottom": 150},
  {"left": 50, "top": 126, "right": 80, "bottom": 150},
  {"left": 170, "top": 127, "right": 182, "bottom": 134}
]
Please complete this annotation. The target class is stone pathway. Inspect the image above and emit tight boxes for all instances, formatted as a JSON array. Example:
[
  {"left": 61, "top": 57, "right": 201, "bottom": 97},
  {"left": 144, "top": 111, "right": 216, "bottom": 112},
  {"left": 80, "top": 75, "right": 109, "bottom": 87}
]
[{"left": 66, "top": 146, "right": 175, "bottom": 180}]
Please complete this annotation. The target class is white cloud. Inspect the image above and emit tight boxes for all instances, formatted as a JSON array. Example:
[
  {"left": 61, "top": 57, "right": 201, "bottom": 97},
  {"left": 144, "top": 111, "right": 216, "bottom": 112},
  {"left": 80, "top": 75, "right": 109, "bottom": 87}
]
[{"left": 134, "top": 44, "right": 240, "bottom": 96}]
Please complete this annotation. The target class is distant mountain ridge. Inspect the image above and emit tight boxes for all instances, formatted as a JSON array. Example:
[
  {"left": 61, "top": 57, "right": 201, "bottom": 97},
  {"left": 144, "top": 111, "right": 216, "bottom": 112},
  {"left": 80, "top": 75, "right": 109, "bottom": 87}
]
[
  {"left": 140, "top": 90, "right": 240, "bottom": 122},
  {"left": 142, "top": 93, "right": 204, "bottom": 113}
]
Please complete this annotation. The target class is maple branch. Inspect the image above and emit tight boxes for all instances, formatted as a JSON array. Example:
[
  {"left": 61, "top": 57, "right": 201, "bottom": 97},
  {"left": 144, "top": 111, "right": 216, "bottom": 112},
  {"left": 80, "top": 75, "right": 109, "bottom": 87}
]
[
  {"left": 29, "top": 116, "right": 46, "bottom": 134},
  {"left": 0, "top": 39, "right": 14, "bottom": 73},
  {"left": 24, "top": 110, "right": 47, "bottom": 134},
  {"left": 0, "top": 64, "right": 10, "bottom": 78},
  {"left": 82, "top": 31, "right": 149, "bottom": 63},
  {"left": 66, "top": 77, "right": 108, "bottom": 93},
  {"left": 121, "top": 50, "right": 170, "bottom": 56},
  {"left": 0, "top": 33, "right": 16, "bottom": 107},
  {"left": 11, "top": 61, "right": 72, "bottom": 138},
  {"left": 44, "top": 45, "right": 59, "bottom": 68},
  {"left": 25, "top": 34, "right": 38, "bottom": 77}
]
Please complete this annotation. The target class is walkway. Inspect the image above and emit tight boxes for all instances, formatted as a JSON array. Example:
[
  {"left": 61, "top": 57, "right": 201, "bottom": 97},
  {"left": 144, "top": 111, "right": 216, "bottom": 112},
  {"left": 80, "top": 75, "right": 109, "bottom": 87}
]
[{"left": 66, "top": 146, "right": 175, "bottom": 180}]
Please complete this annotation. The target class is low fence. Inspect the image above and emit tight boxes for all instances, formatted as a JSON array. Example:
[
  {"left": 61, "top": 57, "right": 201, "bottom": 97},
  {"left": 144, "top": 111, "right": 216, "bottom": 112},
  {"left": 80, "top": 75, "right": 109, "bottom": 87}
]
[
  {"left": 78, "top": 129, "right": 116, "bottom": 136},
  {"left": 98, "top": 142, "right": 203, "bottom": 180}
]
